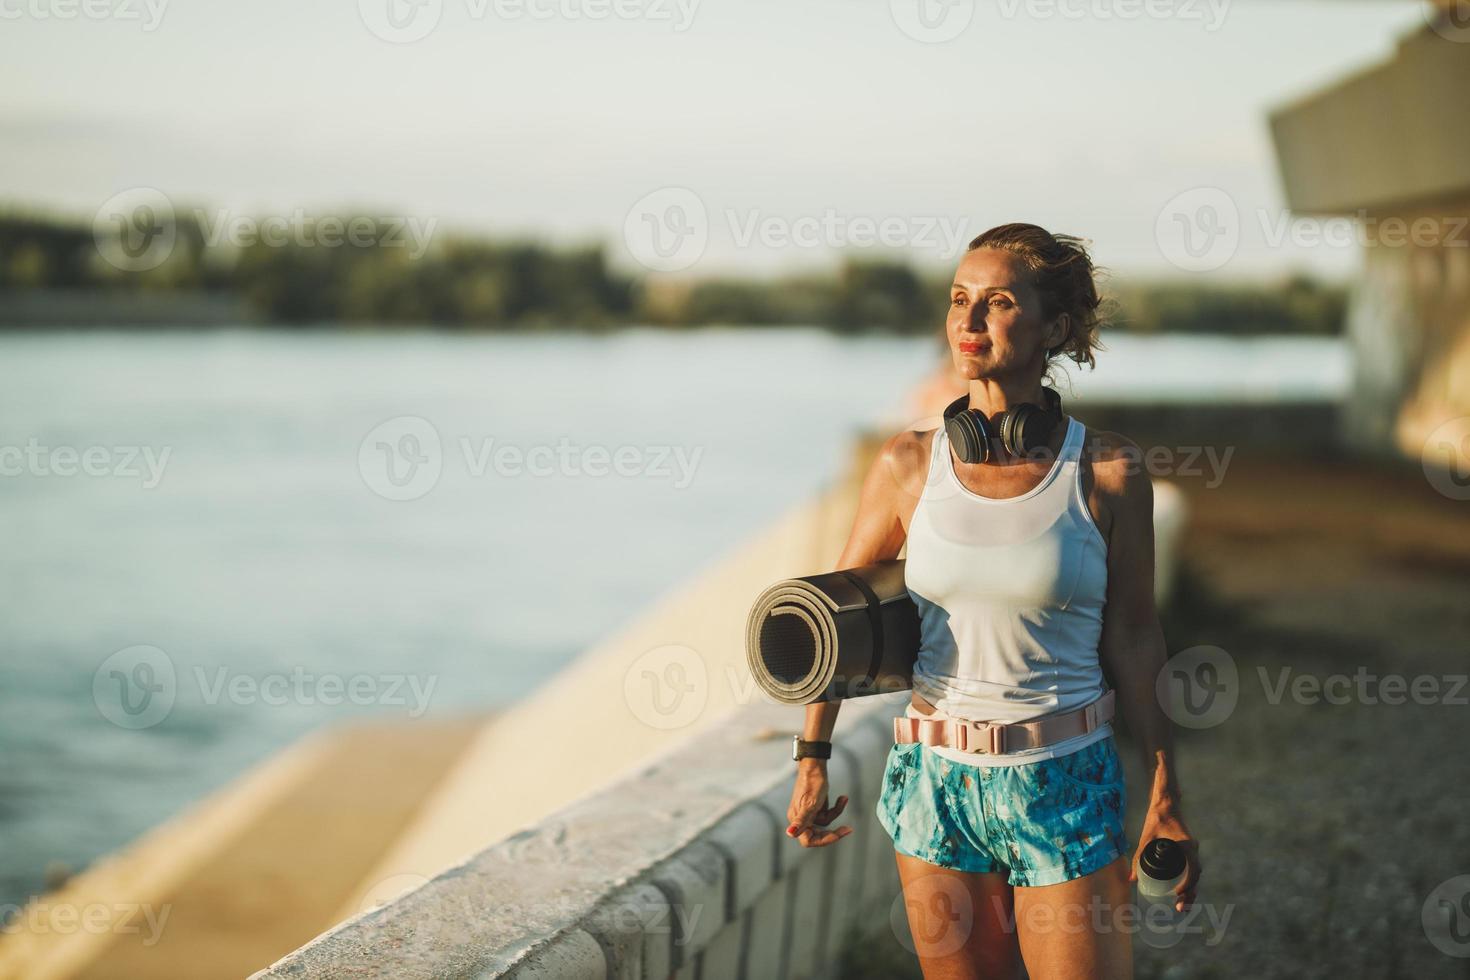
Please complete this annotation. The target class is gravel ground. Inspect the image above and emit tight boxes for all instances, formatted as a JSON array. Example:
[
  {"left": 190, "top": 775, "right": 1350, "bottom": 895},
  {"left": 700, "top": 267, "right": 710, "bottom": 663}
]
[{"left": 844, "top": 449, "right": 1470, "bottom": 979}]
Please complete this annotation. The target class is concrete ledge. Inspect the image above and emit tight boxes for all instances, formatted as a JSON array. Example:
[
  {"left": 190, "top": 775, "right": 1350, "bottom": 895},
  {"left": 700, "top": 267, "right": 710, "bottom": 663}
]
[{"left": 251, "top": 694, "right": 905, "bottom": 980}]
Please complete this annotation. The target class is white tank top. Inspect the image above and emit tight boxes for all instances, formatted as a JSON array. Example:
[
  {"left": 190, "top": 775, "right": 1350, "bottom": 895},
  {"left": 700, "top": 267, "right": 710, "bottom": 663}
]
[{"left": 903, "top": 414, "right": 1111, "bottom": 767}]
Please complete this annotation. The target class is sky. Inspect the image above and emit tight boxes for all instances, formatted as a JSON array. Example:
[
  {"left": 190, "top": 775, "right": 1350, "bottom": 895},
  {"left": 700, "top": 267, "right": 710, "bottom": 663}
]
[{"left": 0, "top": 0, "right": 1429, "bottom": 280}]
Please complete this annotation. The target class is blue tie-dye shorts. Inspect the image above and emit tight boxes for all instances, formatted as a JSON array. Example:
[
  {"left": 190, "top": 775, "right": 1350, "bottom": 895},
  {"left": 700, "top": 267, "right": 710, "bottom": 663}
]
[{"left": 875, "top": 734, "right": 1129, "bottom": 887}]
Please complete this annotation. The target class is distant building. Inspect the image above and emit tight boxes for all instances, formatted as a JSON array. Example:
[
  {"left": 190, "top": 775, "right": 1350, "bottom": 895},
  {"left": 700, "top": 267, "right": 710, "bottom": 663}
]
[{"left": 1269, "top": 11, "right": 1470, "bottom": 462}]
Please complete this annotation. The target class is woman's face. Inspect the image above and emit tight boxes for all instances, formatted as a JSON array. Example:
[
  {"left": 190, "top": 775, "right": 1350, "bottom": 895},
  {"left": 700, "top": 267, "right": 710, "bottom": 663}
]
[{"left": 946, "top": 247, "right": 1061, "bottom": 383}]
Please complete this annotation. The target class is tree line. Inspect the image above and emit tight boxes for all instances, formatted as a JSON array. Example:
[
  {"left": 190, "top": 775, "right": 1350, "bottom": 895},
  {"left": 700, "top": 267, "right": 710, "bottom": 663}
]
[{"left": 0, "top": 209, "right": 1345, "bottom": 335}]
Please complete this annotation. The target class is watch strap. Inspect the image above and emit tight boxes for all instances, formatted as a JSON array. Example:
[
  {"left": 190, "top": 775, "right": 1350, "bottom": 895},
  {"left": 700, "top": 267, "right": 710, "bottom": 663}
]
[{"left": 792, "top": 736, "right": 832, "bottom": 761}]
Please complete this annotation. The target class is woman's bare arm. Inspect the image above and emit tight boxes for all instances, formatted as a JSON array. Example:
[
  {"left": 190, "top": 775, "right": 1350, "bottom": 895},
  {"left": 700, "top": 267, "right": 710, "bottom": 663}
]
[
  {"left": 788, "top": 430, "right": 921, "bottom": 847},
  {"left": 1092, "top": 434, "right": 1201, "bottom": 909}
]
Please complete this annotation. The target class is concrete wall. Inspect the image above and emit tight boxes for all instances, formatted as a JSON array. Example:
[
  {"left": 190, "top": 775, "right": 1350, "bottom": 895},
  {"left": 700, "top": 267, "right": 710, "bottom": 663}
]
[{"left": 250, "top": 694, "right": 908, "bottom": 980}]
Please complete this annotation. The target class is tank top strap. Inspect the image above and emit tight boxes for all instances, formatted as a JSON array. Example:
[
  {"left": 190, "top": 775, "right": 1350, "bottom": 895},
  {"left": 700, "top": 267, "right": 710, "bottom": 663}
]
[{"left": 1058, "top": 415, "right": 1084, "bottom": 464}]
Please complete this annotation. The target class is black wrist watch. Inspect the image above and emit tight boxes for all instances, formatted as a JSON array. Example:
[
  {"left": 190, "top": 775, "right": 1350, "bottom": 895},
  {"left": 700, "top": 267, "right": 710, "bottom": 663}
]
[{"left": 792, "top": 736, "right": 832, "bottom": 761}]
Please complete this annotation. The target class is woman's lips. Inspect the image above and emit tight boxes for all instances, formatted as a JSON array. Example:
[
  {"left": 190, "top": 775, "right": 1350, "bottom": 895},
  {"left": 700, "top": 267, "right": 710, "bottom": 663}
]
[{"left": 958, "top": 341, "right": 989, "bottom": 354}]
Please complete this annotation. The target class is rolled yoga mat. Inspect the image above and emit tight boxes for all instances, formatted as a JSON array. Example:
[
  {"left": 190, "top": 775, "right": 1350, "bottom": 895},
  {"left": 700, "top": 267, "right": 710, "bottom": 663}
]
[{"left": 746, "top": 558, "right": 921, "bottom": 704}]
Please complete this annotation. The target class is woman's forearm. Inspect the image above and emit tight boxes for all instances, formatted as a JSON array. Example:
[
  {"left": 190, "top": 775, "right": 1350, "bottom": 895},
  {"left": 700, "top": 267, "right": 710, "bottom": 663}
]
[
  {"left": 1112, "top": 621, "right": 1182, "bottom": 812},
  {"left": 802, "top": 698, "right": 842, "bottom": 743}
]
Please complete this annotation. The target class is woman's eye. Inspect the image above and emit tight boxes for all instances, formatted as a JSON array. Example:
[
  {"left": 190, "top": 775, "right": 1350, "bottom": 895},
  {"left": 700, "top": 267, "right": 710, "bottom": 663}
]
[
  {"left": 952, "top": 296, "right": 967, "bottom": 307},
  {"left": 989, "top": 297, "right": 1012, "bottom": 308}
]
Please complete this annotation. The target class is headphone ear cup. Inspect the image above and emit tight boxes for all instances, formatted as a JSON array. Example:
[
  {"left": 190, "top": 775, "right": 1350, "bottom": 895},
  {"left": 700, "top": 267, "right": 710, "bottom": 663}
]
[
  {"left": 945, "top": 410, "right": 991, "bottom": 464},
  {"left": 1007, "top": 403, "right": 1056, "bottom": 457},
  {"left": 999, "top": 404, "right": 1026, "bottom": 457}
]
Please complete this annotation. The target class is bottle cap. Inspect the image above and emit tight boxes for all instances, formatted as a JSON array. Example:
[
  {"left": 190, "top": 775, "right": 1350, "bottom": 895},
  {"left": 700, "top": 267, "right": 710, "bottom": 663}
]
[{"left": 1138, "top": 837, "right": 1187, "bottom": 880}]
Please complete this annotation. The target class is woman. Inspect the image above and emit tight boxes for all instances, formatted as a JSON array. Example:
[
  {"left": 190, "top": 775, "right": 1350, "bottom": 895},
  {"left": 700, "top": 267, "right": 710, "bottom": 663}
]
[{"left": 785, "top": 224, "right": 1200, "bottom": 978}]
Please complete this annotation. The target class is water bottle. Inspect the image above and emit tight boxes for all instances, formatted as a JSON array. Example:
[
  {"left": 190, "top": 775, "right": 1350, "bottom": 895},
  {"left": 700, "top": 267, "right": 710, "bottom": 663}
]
[{"left": 1135, "top": 837, "right": 1188, "bottom": 949}]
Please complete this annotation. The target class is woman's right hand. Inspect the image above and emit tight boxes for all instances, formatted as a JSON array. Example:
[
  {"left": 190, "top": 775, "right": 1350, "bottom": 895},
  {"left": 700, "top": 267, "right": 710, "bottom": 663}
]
[{"left": 785, "top": 760, "right": 852, "bottom": 847}]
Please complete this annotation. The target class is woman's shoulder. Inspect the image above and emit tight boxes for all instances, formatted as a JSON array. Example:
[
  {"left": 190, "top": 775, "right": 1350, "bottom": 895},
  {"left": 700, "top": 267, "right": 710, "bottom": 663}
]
[
  {"left": 1075, "top": 421, "right": 1151, "bottom": 505},
  {"left": 863, "top": 425, "right": 937, "bottom": 503}
]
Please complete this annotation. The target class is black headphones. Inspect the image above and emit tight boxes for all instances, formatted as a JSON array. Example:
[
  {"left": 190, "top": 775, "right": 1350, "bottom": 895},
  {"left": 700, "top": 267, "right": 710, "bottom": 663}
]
[{"left": 942, "top": 387, "right": 1065, "bottom": 464}]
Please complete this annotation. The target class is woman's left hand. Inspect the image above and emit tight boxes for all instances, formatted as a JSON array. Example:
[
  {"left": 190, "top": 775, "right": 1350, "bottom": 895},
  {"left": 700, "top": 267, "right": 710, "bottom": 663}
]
[{"left": 1129, "top": 806, "right": 1201, "bottom": 912}]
